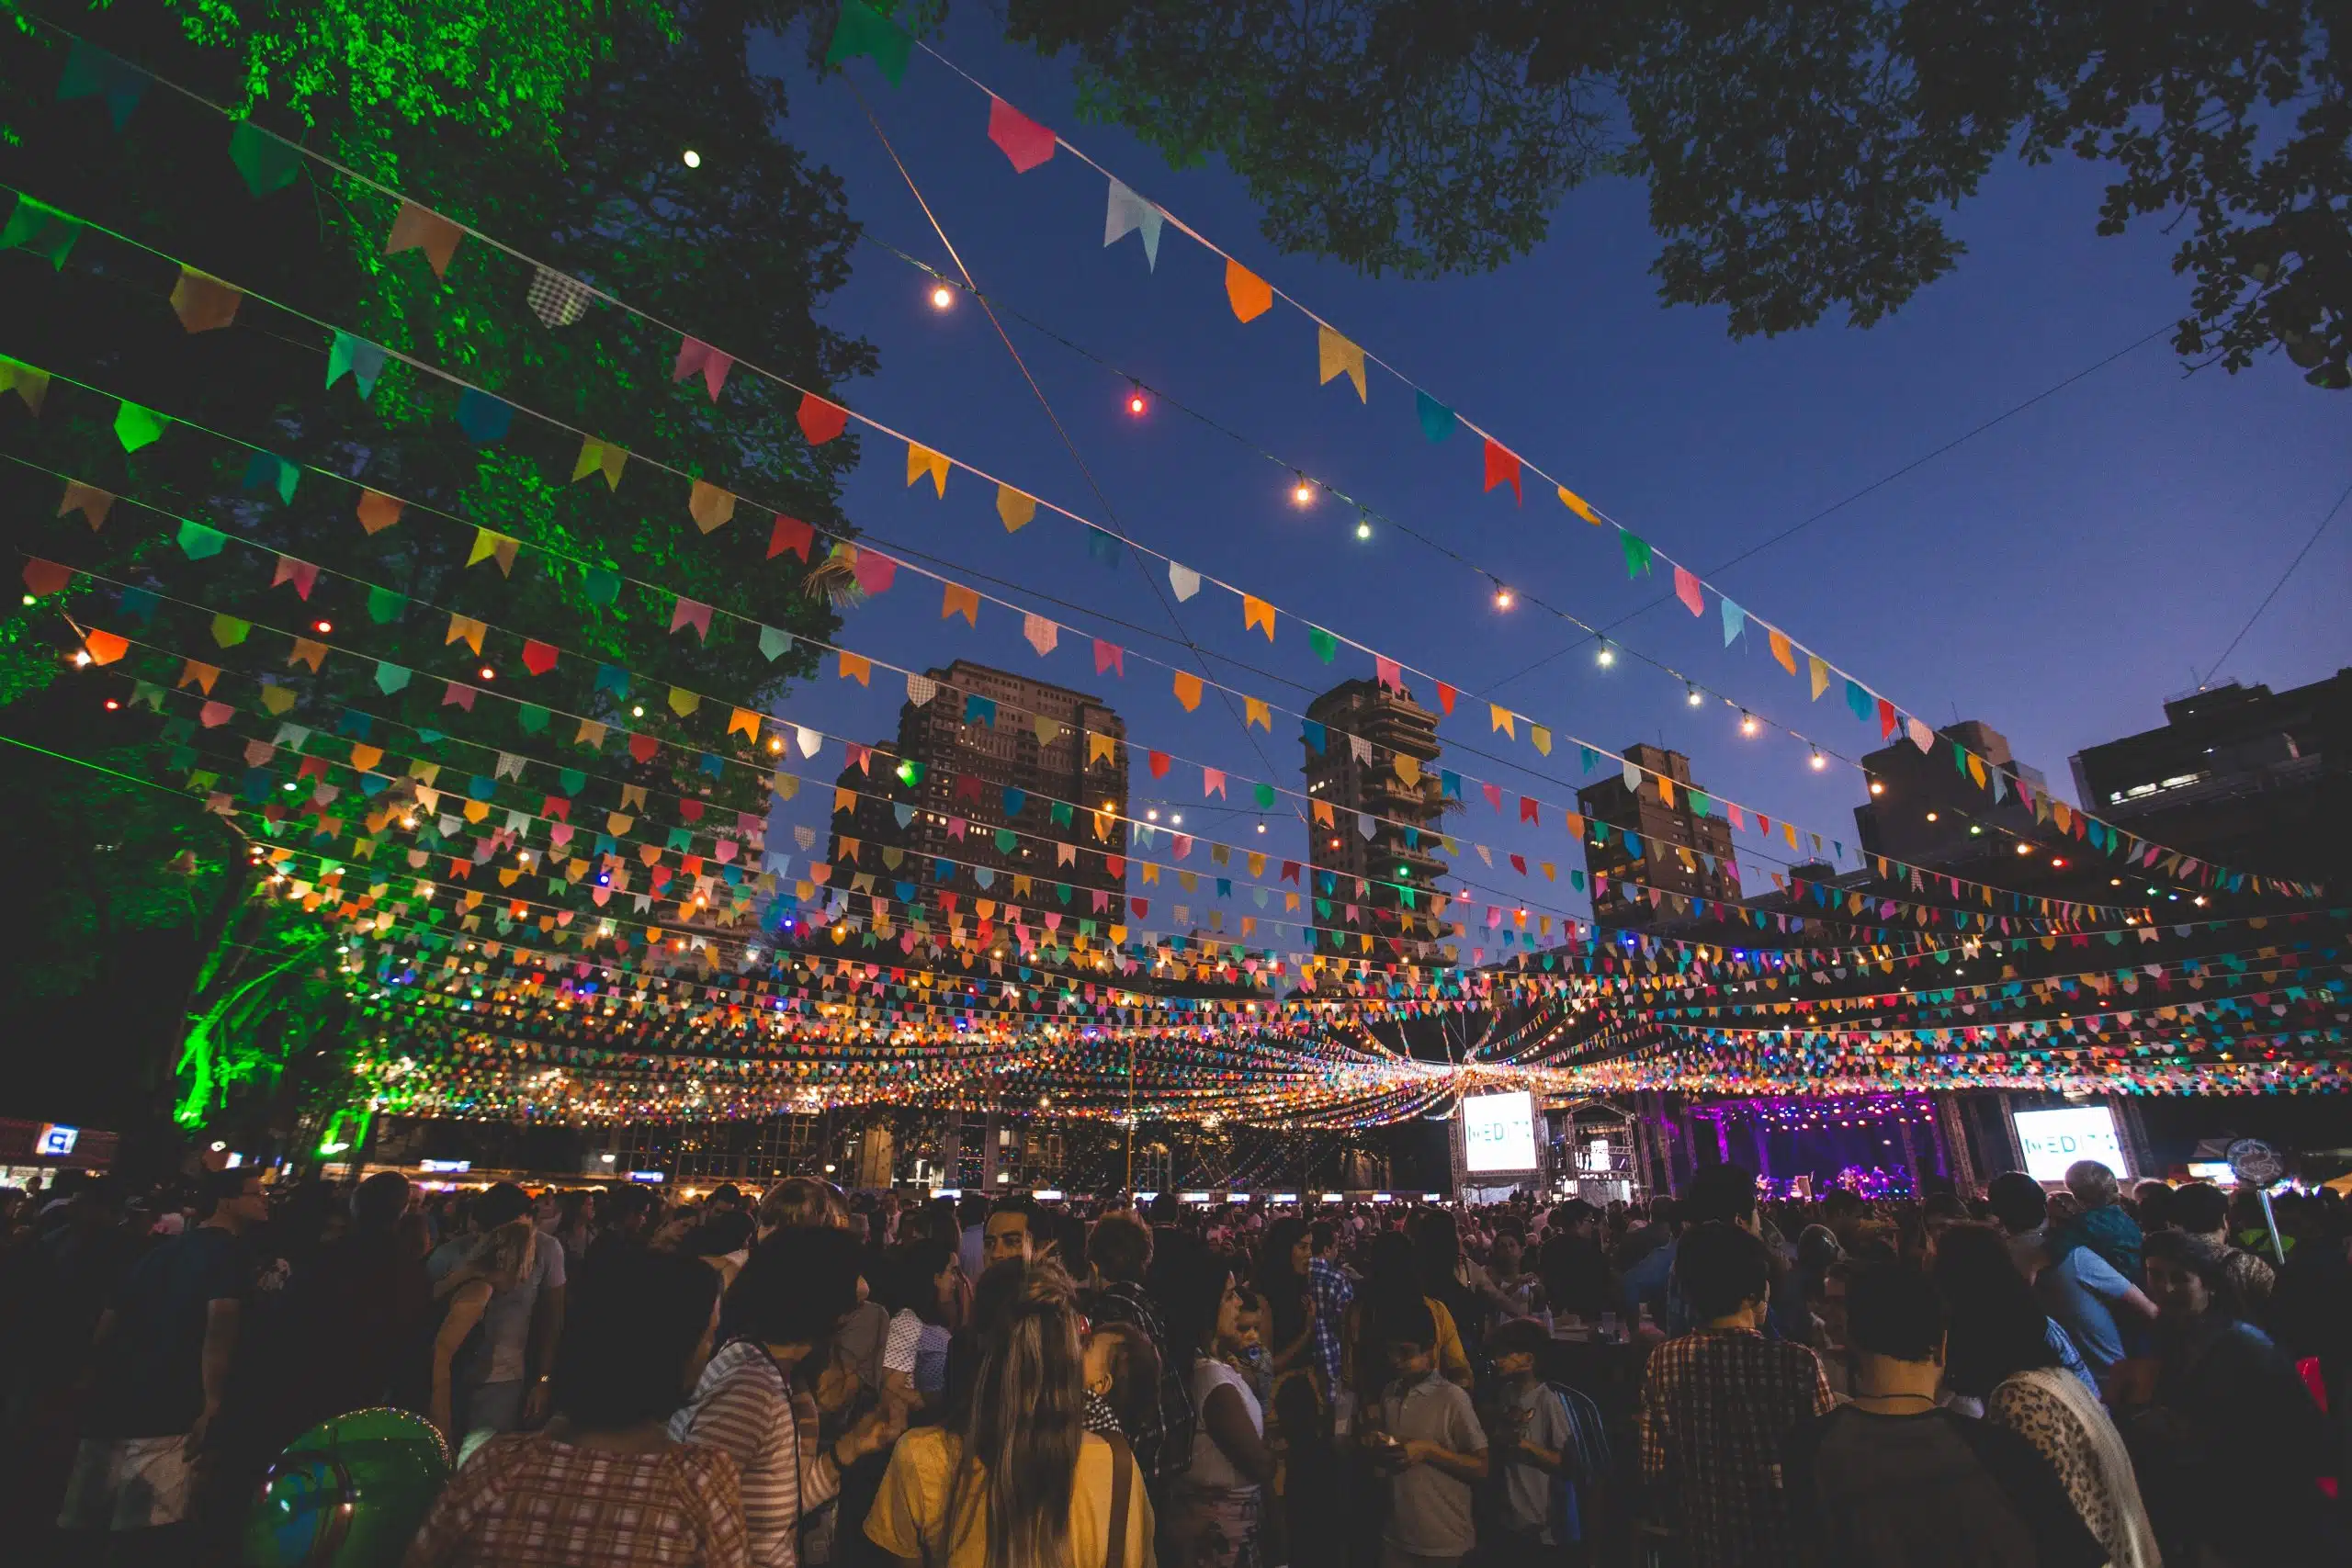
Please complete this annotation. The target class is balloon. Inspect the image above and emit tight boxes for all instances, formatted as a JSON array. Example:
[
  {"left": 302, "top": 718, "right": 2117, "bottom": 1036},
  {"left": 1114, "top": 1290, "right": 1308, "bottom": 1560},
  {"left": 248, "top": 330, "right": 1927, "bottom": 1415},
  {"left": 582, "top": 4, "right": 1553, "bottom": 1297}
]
[{"left": 244, "top": 1406, "right": 449, "bottom": 1568}]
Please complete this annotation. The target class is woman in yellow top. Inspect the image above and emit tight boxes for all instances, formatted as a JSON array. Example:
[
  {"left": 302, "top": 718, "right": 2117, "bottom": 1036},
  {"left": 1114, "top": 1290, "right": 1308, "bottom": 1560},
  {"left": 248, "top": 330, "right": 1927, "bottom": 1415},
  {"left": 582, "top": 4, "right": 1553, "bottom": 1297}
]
[
  {"left": 865, "top": 1293, "right": 1155, "bottom": 1568},
  {"left": 1341, "top": 1232, "right": 1474, "bottom": 1403}
]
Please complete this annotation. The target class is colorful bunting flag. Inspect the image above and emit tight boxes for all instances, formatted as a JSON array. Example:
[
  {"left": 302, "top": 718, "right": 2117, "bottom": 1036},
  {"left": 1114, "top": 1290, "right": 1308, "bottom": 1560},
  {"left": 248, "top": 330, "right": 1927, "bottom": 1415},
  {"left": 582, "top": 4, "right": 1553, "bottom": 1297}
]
[
  {"left": 326, "top": 332, "right": 387, "bottom": 399},
  {"left": 940, "top": 582, "right": 979, "bottom": 626},
  {"left": 114, "top": 400, "right": 168, "bottom": 452},
  {"left": 1621, "top": 532, "right": 1652, "bottom": 578},
  {"left": 988, "top": 96, "right": 1057, "bottom": 172},
  {"left": 768, "top": 514, "right": 813, "bottom": 561},
  {"left": 994, "top": 484, "right": 1036, "bottom": 533},
  {"left": 906, "top": 442, "right": 949, "bottom": 496},
  {"left": 58, "top": 481, "right": 113, "bottom": 529},
  {"left": 242, "top": 452, "right": 299, "bottom": 503},
  {"left": 1092, "top": 639, "right": 1123, "bottom": 677},
  {"left": 1317, "top": 327, "right": 1367, "bottom": 400},
  {"left": 1415, "top": 389, "right": 1454, "bottom": 443},
  {"left": 169, "top": 267, "right": 241, "bottom": 333},
  {"left": 385, "top": 201, "right": 463, "bottom": 276},
  {"left": 1557, "top": 485, "right": 1599, "bottom": 524},
  {"left": 797, "top": 392, "right": 848, "bottom": 445},
  {"left": 1102, "top": 178, "right": 1164, "bottom": 269},
  {"left": 526, "top": 265, "right": 593, "bottom": 327},
  {"left": 0, "top": 357, "right": 51, "bottom": 413},
  {"left": 1242, "top": 595, "right": 1275, "bottom": 640},
  {"left": 454, "top": 389, "right": 513, "bottom": 443},
  {"left": 571, "top": 438, "right": 628, "bottom": 490},
  {"left": 1168, "top": 562, "right": 1201, "bottom": 601},
  {"left": 1482, "top": 439, "right": 1522, "bottom": 502},
  {"left": 176, "top": 520, "right": 224, "bottom": 558},
  {"left": 56, "top": 39, "right": 148, "bottom": 130},
  {"left": 687, "top": 480, "right": 735, "bottom": 533},
  {"left": 466, "top": 529, "right": 519, "bottom": 576},
  {"left": 1224, "top": 258, "right": 1272, "bottom": 323},
  {"left": 825, "top": 0, "right": 910, "bottom": 85},
  {"left": 670, "top": 598, "right": 713, "bottom": 639},
  {"left": 1173, "top": 672, "right": 1203, "bottom": 712},
  {"left": 227, "top": 120, "right": 302, "bottom": 197},
  {"left": 673, "top": 336, "right": 732, "bottom": 400}
]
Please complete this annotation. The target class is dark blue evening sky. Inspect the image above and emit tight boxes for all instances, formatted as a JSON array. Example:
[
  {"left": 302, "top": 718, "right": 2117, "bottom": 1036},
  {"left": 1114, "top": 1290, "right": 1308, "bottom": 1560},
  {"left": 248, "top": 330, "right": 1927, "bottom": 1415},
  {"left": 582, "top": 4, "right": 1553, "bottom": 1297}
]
[{"left": 742, "top": 17, "right": 2347, "bottom": 935}]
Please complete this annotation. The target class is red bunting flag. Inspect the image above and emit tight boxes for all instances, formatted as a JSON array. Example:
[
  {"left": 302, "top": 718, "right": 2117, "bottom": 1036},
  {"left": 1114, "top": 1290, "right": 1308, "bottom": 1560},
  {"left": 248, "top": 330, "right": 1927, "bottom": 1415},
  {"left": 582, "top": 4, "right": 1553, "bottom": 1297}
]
[
  {"left": 1483, "top": 783, "right": 1504, "bottom": 812},
  {"left": 1434, "top": 682, "right": 1457, "bottom": 716},
  {"left": 797, "top": 392, "right": 848, "bottom": 444},
  {"left": 987, "top": 96, "right": 1057, "bottom": 173},
  {"left": 1674, "top": 565, "right": 1704, "bottom": 616},
  {"left": 1093, "top": 639, "right": 1124, "bottom": 676},
  {"left": 271, "top": 555, "right": 319, "bottom": 599},
  {"left": 768, "top": 513, "right": 813, "bottom": 560},
  {"left": 1876, "top": 697, "right": 1898, "bottom": 739},
  {"left": 83, "top": 628, "right": 128, "bottom": 665},
  {"left": 521, "top": 639, "right": 559, "bottom": 676},
  {"left": 1482, "top": 438, "right": 1522, "bottom": 502},
  {"left": 21, "top": 558, "right": 72, "bottom": 596},
  {"left": 1148, "top": 750, "right": 1170, "bottom": 779}
]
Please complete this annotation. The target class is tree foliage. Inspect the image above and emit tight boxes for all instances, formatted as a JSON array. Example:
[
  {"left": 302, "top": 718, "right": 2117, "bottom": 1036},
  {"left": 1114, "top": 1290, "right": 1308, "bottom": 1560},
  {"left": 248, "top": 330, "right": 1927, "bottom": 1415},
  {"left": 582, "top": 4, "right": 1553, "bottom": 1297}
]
[
  {"left": 0, "top": 0, "right": 875, "bottom": 1137},
  {"left": 1005, "top": 0, "right": 2352, "bottom": 387}
]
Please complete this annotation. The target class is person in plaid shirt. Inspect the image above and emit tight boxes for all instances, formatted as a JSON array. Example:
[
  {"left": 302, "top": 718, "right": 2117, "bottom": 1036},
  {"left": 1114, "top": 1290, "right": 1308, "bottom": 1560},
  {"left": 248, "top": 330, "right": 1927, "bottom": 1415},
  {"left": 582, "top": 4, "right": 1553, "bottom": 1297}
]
[
  {"left": 1637, "top": 1223, "right": 1833, "bottom": 1568},
  {"left": 406, "top": 1251, "right": 746, "bottom": 1568},
  {"left": 1305, "top": 1221, "right": 1352, "bottom": 1396}
]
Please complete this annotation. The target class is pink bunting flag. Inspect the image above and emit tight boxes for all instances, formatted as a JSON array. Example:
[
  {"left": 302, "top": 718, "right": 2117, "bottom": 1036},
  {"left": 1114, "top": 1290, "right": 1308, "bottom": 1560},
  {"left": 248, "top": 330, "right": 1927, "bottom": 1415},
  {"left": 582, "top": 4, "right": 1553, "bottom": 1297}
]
[
  {"left": 987, "top": 96, "right": 1057, "bottom": 173},
  {"left": 1374, "top": 655, "right": 1401, "bottom": 691},
  {"left": 271, "top": 555, "right": 320, "bottom": 599},
  {"left": 850, "top": 550, "right": 897, "bottom": 595},
  {"left": 1673, "top": 564, "right": 1703, "bottom": 616},
  {"left": 1203, "top": 769, "right": 1227, "bottom": 798},
  {"left": 670, "top": 597, "right": 714, "bottom": 639},
  {"left": 441, "top": 682, "right": 476, "bottom": 711},
  {"left": 1482, "top": 438, "right": 1522, "bottom": 502},
  {"left": 673, "top": 336, "right": 732, "bottom": 400},
  {"left": 1483, "top": 782, "right": 1503, "bottom": 813},
  {"left": 1092, "top": 639, "right": 1124, "bottom": 677}
]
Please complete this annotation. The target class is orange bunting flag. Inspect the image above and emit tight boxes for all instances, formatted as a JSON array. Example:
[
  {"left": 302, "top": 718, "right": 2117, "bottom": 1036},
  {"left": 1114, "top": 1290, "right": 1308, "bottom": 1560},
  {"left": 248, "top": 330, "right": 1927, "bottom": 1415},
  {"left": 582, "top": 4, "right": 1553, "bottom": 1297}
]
[
  {"left": 1245, "top": 697, "right": 1272, "bottom": 730},
  {"left": 1769, "top": 626, "right": 1797, "bottom": 675},
  {"left": 1242, "top": 595, "right": 1275, "bottom": 641},
  {"left": 1173, "top": 671, "right": 1204, "bottom": 712},
  {"left": 356, "top": 490, "right": 403, "bottom": 534},
  {"left": 170, "top": 267, "right": 242, "bottom": 333},
  {"left": 997, "top": 484, "right": 1036, "bottom": 532},
  {"left": 687, "top": 480, "right": 736, "bottom": 533},
  {"left": 906, "top": 442, "right": 949, "bottom": 497},
  {"left": 838, "top": 651, "right": 872, "bottom": 686},
  {"left": 727, "top": 707, "right": 762, "bottom": 740},
  {"left": 385, "top": 201, "right": 464, "bottom": 277},
  {"left": 82, "top": 628, "right": 129, "bottom": 665},
  {"left": 58, "top": 481, "right": 114, "bottom": 529},
  {"left": 1224, "top": 258, "right": 1272, "bottom": 323},
  {"left": 1489, "top": 705, "right": 1516, "bottom": 739},
  {"left": 1317, "top": 326, "right": 1366, "bottom": 400},
  {"left": 940, "top": 583, "right": 979, "bottom": 626},
  {"left": 1557, "top": 486, "right": 1600, "bottom": 524},
  {"left": 446, "top": 614, "right": 486, "bottom": 655}
]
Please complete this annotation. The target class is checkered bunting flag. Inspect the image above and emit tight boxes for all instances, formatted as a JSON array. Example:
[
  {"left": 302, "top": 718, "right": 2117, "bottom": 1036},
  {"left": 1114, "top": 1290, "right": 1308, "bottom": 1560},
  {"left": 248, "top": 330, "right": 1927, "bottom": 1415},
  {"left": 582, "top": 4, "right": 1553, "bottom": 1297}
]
[{"left": 526, "top": 265, "right": 594, "bottom": 327}]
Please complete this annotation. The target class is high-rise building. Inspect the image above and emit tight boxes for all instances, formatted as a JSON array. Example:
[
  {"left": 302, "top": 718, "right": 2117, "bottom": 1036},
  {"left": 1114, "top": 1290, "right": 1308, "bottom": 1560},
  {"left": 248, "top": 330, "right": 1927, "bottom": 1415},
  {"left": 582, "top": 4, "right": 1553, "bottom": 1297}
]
[
  {"left": 2068, "top": 672, "right": 2350, "bottom": 884},
  {"left": 1577, "top": 744, "right": 1736, "bottom": 931},
  {"left": 1854, "top": 718, "right": 2047, "bottom": 866},
  {"left": 829, "top": 660, "right": 1129, "bottom": 927},
  {"left": 1302, "top": 678, "right": 1447, "bottom": 956}
]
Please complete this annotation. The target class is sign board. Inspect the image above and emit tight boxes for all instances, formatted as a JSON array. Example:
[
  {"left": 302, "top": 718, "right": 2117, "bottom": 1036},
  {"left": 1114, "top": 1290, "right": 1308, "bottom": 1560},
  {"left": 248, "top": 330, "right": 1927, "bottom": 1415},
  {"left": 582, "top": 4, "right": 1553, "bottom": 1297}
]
[
  {"left": 2012, "top": 1105, "right": 2130, "bottom": 1182},
  {"left": 35, "top": 1123, "right": 79, "bottom": 1158},
  {"left": 2226, "top": 1138, "right": 2284, "bottom": 1187},
  {"left": 1461, "top": 1090, "right": 1541, "bottom": 1174}
]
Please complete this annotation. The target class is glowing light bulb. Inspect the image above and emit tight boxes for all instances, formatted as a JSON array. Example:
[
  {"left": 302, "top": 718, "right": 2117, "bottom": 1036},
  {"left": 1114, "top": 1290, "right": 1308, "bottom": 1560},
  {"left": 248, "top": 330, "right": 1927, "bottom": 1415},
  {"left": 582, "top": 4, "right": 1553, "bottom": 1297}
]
[
  {"left": 314, "top": 620, "right": 334, "bottom": 635},
  {"left": 1810, "top": 750, "right": 1826, "bottom": 770},
  {"left": 1596, "top": 644, "right": 1615, "bottom": 668},
  {"left": 1493, "top": 585, "right": 1514, "bottom": 610},
  {"left": 479, "top": 666, "right": 495, "bottom": 681},
  {"left": 1355, "top": 519, "right": 1373, "bottom": 540},
  {"left": 1291, "top": 478, "right": 1313, "bottom": 506},
  {"left": 930, "top": 285, "right": 954, "bottom": 310},
  {"left": 682, "top": 149, "right": 701, "bottom": 168},
  {"left": 1686, "top": 686, "right": 1702, "bottom": 705},
  {"left": 1127, "top": 389, "right": 1147, "bottom": 415}
]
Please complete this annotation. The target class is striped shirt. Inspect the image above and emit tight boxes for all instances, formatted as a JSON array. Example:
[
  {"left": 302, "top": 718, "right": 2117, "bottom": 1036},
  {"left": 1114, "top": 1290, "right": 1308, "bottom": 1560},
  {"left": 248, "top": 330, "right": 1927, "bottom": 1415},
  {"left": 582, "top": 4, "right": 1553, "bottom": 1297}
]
[{"left": 669, "top": 1341, "right": 842, "bottom": 1568}]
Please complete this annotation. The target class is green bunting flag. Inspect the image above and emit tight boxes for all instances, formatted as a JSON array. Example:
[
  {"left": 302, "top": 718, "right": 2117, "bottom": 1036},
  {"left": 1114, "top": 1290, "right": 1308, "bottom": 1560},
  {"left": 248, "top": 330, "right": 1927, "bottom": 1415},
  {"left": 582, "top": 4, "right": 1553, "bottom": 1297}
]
[
  {"left": 57, "top": 39, "right": 148, "bottom": 130},
  {"left": 0, "top": 195, "right": 83, "bottom": 268},
  {"left": 826, "top": 0, "right": 910, "bottom": 85},
  {"left": 115, "top": 400, "right": 169, "bottom": 452},
  {"left": 227, "top": 119, "right": 303, "bottom": 197},
  {"left": 176, "top": 520, "right": 225, "bottom": 558},
  {"left": 327, "top": 332, "right": 387, "bottom": 399},
  {"left": 1621, "top": 532, "right": 1653, "bottom": 578},
  {"left": 367, "top": 586, "right": 406, "bottom": 625},
  {"left": 1307, "top": 626, "right": 1338, "bottom": 664}
]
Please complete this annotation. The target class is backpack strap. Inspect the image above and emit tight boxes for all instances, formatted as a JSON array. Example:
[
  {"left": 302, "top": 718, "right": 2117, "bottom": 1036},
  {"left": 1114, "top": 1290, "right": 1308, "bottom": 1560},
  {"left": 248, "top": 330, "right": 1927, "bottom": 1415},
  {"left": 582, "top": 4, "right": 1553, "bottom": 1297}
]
[{"left": 1102, "top": 1431, "right": 1135, "bottom": 1568}]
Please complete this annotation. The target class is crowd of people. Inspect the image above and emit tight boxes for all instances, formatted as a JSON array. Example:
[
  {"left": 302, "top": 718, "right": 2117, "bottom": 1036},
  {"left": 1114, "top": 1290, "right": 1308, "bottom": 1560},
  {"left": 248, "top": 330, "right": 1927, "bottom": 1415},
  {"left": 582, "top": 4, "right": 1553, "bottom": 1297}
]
[{"left": 0, "top": 1156, "right": 2346, "bottom": 1566}]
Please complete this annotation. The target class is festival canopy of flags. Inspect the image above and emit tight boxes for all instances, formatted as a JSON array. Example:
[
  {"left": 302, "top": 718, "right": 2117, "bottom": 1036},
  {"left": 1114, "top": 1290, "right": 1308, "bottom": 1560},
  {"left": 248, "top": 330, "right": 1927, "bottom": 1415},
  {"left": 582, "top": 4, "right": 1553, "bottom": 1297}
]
[{"left": 6, "top": 12, "right": 2346, "bottom": 1131}]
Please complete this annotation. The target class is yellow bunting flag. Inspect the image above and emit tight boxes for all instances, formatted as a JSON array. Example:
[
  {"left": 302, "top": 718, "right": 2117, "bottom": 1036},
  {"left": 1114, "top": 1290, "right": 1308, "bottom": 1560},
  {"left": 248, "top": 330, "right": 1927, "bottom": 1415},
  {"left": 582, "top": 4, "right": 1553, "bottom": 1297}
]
[
  {"left": 1317, "top": 326, "right": 1366, "bottom": 400},
  {"left": 1489, "top": 705, "right": 1515, "bottom": 739},
  {"left": 1245, "top": 697, "right": 1272, "bottom": 731},
  {"left": 1224, "top": 258, "right": 1272, "bottom": 322},
  {"left": 996, "top": 483, "right": 1036, "bottom": 531},
  {"left": 687, "top": 480, "right": 736, "bottom": 533},
  {"left": 667, "top": 686, "right": 700, "bottom": 717},
  {"left": 446, "top": 614, "right": 486, "bottom": 654},
  {"left": 1532, "top": 725, "right": 1552, "bottom": 756},
  {"left": 1769, "top": 627, "right": 1797, "bottom": 675},
  {"left": 1396, "top": 753, "right": 1421, "bottom": 786},
  {"left": 1557, "top": 486, "right": 1600, "bottom": 524},
  {"left": 1808, "top": 654, "right": 1830, "bottom": 700},
  {"left": 838, "top": 651, "right": 871, "bottom": 685},
  {"left": 1173, "top": 671, "right": 1204, "bottom": 712},
  {"left": 571, "top": 438, "right": 627, "bottom": 489},
  {"left": 1088, "top": 732, "right": 1117, "bottom": 765},
  {"left": 906, "top": 442, "right": 949, "bottom": 497},
  {"left": 940, "top": 582, "right": 979, "bottom": 626},
  {"left": 1968, "top": 753, "right": 1987, "bottom": 787},
  {"left": 466, "top": 528, "right": 518, "bottom": 576},
  {"left": 1242, "top": 595, "right": 1275, "bottom": 640}
]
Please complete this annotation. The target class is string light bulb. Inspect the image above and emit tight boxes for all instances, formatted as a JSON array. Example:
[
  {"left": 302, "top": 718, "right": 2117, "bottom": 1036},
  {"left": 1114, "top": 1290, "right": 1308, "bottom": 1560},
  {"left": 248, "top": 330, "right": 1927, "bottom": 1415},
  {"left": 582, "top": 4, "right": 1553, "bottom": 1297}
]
[
  {"left": 1126, "top": 386, "right": 1148, "bottom": 416},
  {"left": 1810, "top": 749, "right": 1826, "bottom": 770},
  {"left": 1595, "top": 643, "right": 1615, "bottom": 667},
  {"left": 1291, "top": 475, "right": 1314, "bottom": 506},
  {"left": 1356, "top": 517, "right": 1373, "bottom": 540},
  {"left": 930, "top": 284, "right": 954, "bottom": 310},
  {"left": 314, "top": 619, "right": 333, "bottom": 635},
  {"left": 1739, "top": 712, "right": 1758, "bottom": 736},
  {"left": 1686, "top": 684, "right": 1703, "bottom": 705},
  {"left": 1492, "top": 581, "right": 1514, "bottom": 610},
  {"left": 681, "top": 149, "right": 701, "bottom": 169},
  {"left": 479, "top": 666, "right": 495, "bottom": 682}
]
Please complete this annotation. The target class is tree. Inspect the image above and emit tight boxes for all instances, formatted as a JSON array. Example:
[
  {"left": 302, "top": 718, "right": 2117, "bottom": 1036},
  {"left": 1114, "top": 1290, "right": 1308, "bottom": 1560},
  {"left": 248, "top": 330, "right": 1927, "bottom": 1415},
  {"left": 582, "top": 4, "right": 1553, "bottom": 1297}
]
[
  {"left": 0, "top": 0, "right": 873, "bottom": 1145},
  {"left": 1004, "top": 0, "right": 2351, "bottom": 388}
]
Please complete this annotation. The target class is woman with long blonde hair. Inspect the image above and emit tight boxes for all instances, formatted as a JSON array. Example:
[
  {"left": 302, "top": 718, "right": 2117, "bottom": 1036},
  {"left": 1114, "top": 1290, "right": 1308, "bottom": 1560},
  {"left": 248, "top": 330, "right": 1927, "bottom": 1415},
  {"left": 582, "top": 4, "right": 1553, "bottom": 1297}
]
[{"left": 865, "top": 1289, "right": 1154, "bottom": 1568}]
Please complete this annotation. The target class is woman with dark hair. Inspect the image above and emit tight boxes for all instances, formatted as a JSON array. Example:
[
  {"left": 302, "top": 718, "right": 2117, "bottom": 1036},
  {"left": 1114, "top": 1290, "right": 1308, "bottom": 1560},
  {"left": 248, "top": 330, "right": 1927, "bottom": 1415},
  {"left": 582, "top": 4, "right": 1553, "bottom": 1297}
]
[
  {"left": 2118, "top": 1229, "right": 2341, "bottom": 1567},
  {"left": 1165, "top": 1253, "right": 1277, "bottom": 1568},
  {"left": 1343, "top": 1231, "right": 1472, "bottom": 1399},
  {"left": 874, "top": 1239, "right": 958, "bottom": 1410},
  {"left": 865, "top": 1294, "right": 1153, "bottom": 1568},
  {"left": 1933, "top": 1223, "right": 2157, "bottom": 1568},
  {"left": 1253, "top": 1219, "right": 1315, "bottom": 1381},
  {"left": 403, "top": 1250, "right": 744, "bottom": 1567},
  {"left": 673, "top": 1229, "right": 902, "bottom": 1568},
  {"left": 1410, "top": 1210, "right": 1487, "bottom": 1364}
]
